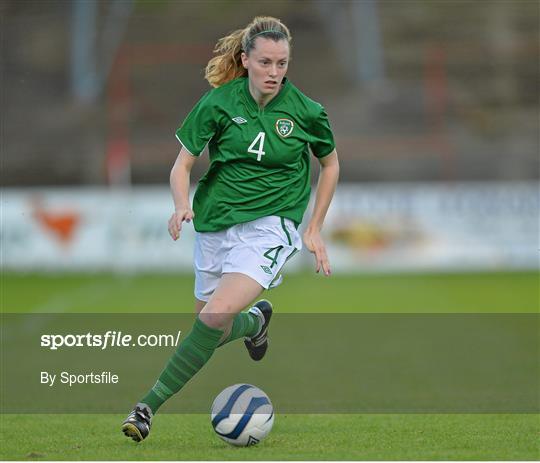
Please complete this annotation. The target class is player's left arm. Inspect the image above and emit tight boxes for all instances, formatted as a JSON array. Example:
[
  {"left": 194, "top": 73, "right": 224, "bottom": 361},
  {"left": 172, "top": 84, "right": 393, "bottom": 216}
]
[{"left": 303, "top": 149, "right": 340, "bottom": 276}]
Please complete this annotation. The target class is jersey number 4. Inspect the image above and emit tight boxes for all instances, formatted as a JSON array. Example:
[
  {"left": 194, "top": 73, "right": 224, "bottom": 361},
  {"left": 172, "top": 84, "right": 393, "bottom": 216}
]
[{"left": 248, "top": 132, "right": 266, "bottom": 161}]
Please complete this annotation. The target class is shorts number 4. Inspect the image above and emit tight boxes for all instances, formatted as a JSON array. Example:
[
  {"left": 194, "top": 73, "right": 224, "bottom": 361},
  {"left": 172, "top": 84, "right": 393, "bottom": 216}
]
[{"left": 261, "top": 246, "right": 283, "bottom": 274}]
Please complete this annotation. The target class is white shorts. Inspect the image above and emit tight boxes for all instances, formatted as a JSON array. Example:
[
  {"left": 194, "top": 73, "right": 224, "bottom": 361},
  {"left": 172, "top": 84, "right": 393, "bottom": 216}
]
[{"left": 193, "top": 216, "right": 302, "bottom": 302}]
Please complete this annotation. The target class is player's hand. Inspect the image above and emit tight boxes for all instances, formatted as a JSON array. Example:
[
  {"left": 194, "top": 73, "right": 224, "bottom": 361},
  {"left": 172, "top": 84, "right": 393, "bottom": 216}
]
[
  {"left": 168, "top": 208, "right": 194, "bottom": 241},
  {"left": 303, "top": 227, "right": 331, "bottom": 276}
]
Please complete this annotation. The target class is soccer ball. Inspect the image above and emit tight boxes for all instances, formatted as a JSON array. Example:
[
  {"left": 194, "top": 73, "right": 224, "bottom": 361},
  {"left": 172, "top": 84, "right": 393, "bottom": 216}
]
[{"left": 211, "top": 383, "right": 274, "bottom": 446}]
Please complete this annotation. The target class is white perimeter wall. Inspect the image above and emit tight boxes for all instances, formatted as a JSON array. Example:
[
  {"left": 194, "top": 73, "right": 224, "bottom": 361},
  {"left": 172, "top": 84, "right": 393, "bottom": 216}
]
[{"left": 1, "top": 182, "right": 537, "bottom": 272}]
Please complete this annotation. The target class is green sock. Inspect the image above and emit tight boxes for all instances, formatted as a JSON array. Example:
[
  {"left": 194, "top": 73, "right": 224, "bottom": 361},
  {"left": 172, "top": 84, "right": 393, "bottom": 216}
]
[
  {"left": 140, "top": 317, "right": 223, "bottom": 414},
  {"left": 218, "top": 311, "right": 261, "bottom": 347}
]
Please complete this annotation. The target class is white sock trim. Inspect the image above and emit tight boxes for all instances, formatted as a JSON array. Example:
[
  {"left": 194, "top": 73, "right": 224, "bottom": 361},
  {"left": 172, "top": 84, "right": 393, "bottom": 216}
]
[{"left": 248, "top": 306, "right": 264, "bottom": 336}]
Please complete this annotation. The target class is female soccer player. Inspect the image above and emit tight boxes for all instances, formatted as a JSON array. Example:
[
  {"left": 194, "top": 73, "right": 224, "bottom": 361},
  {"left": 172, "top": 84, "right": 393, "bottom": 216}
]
[{"left": 122, "top": 16, "right": 339, "bottom": 442}]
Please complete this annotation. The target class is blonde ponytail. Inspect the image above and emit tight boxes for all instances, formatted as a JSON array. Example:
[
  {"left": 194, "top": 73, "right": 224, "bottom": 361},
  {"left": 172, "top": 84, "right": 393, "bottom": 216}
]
[{"left": 205, "top": 16, "right": 292, "bottom": 88}]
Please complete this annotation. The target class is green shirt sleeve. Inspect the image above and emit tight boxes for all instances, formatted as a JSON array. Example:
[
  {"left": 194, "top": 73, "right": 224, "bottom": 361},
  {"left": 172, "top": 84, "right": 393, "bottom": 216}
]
[
  {"left": 309, "top": 105, "right": 336, "bottom": 158},
  {"left": 175, "top": 91, "right": 217, "bottom": 156}
]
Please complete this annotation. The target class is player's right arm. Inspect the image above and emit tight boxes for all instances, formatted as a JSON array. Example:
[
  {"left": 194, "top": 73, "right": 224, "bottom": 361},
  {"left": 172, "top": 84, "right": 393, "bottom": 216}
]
[{"left": 168, "top": 147, "right": 197, "bottom": 240}]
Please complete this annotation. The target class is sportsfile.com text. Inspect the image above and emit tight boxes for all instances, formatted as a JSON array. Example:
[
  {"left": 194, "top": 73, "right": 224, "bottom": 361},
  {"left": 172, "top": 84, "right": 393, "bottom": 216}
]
[{"left": 40, "top": 330, "right": 182, "bottom": 350}]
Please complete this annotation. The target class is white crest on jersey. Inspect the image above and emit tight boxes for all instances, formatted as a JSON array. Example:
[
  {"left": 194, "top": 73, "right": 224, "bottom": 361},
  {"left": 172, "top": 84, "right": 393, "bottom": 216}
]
[
  {"left": 275, "top": 119, "right": 294, "bottom": 137},
  {"left": 232, "top": 116, "right": 248, "bottom": 124}
]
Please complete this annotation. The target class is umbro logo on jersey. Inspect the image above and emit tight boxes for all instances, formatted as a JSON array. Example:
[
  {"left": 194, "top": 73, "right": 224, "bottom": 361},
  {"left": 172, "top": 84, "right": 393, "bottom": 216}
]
[
  {"left": 276, "top": 118, "right": 294, "bottom": 137},
  {"left": 232, "top": 116, "right": 248, "bottom": 124}
]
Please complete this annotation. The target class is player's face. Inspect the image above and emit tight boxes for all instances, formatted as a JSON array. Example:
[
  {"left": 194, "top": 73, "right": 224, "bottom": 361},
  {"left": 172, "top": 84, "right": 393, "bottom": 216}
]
[{"left": 241, "top": 38, "right": 290, "bottom": 98}]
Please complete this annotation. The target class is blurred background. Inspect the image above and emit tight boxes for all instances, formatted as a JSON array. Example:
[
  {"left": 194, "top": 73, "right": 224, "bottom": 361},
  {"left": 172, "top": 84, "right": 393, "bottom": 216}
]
[
  {"left": 1, "top": 5, "right": 538, "bottom": 458},
  {"left": 1, "top": 0, "right": 538, "bottom": 279}
]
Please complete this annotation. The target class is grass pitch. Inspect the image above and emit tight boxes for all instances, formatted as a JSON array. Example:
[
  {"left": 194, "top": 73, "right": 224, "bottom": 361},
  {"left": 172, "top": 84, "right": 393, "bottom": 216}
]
[
  {"left": 1, "top": 414, "right": 538, "bottom": 460},
  {"left": 2, "top": 271, "right": 537, "bottom": 313},
  {"left": 1, "top": 271, "right": 538, "bottom": 460}
]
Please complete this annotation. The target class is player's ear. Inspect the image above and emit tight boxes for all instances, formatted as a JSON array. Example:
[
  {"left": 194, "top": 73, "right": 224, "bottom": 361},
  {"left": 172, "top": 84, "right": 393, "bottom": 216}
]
[{"left": 241, "top": 52, "right": 248, "bottom": 69}]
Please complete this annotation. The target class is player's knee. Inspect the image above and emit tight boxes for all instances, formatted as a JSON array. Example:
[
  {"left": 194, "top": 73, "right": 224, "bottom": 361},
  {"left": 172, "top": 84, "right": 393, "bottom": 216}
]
[
  {"left": 199, "top": 311, "right": 230, "bottom": 330},
  {"left": 199, "top": 296, "right": 237, "bottom": 329},
  {"left": 204, "top": 297, "right": 235, "bottom": 314}
]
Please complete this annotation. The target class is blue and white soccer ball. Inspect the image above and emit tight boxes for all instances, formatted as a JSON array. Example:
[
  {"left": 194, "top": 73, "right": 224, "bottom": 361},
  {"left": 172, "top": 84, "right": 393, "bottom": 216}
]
[{"left": 211, "top": 383, "right": 274, "bottom": 447}]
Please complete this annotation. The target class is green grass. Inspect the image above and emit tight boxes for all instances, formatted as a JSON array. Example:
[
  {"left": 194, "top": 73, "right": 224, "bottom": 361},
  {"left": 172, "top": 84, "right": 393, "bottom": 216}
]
[
  {"left": 1, "top": 271, "right": 538, "bottom": 460},
  {"left": 1, "top": 271, "right": 538, "bottom": 313},
  {"left": 1, "top": 414, "right": 538, "bottom": 460}
]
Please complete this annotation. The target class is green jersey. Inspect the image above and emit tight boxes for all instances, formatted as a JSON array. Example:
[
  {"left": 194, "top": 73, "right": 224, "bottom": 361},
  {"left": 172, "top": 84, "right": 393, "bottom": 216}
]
[{"left": 175, "top": 76, "right": 335, "bottom": 232}]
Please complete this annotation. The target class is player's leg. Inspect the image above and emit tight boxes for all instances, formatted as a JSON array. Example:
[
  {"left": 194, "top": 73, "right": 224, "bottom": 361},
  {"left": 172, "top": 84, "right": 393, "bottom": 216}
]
[
  {"left": 192, "top": 226, "right": 274, "bottom": 348},
  {"left": 219, "top": 216, "right": 301, "bottom": 358},
  {"left": 196, "top": 297, "right": 238, "bottom": 349},
  {"left": 122, "top": 273, "right": 263, "bottom": 442},
  {"left": 195, "top": 281, "right": 269, "bottom": 350},
  {"left": 194, "top": 298, "right": 205, "bottom": 314},
  {"left": 200, "top": 273, "right": 268, "bottom": 348}
]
